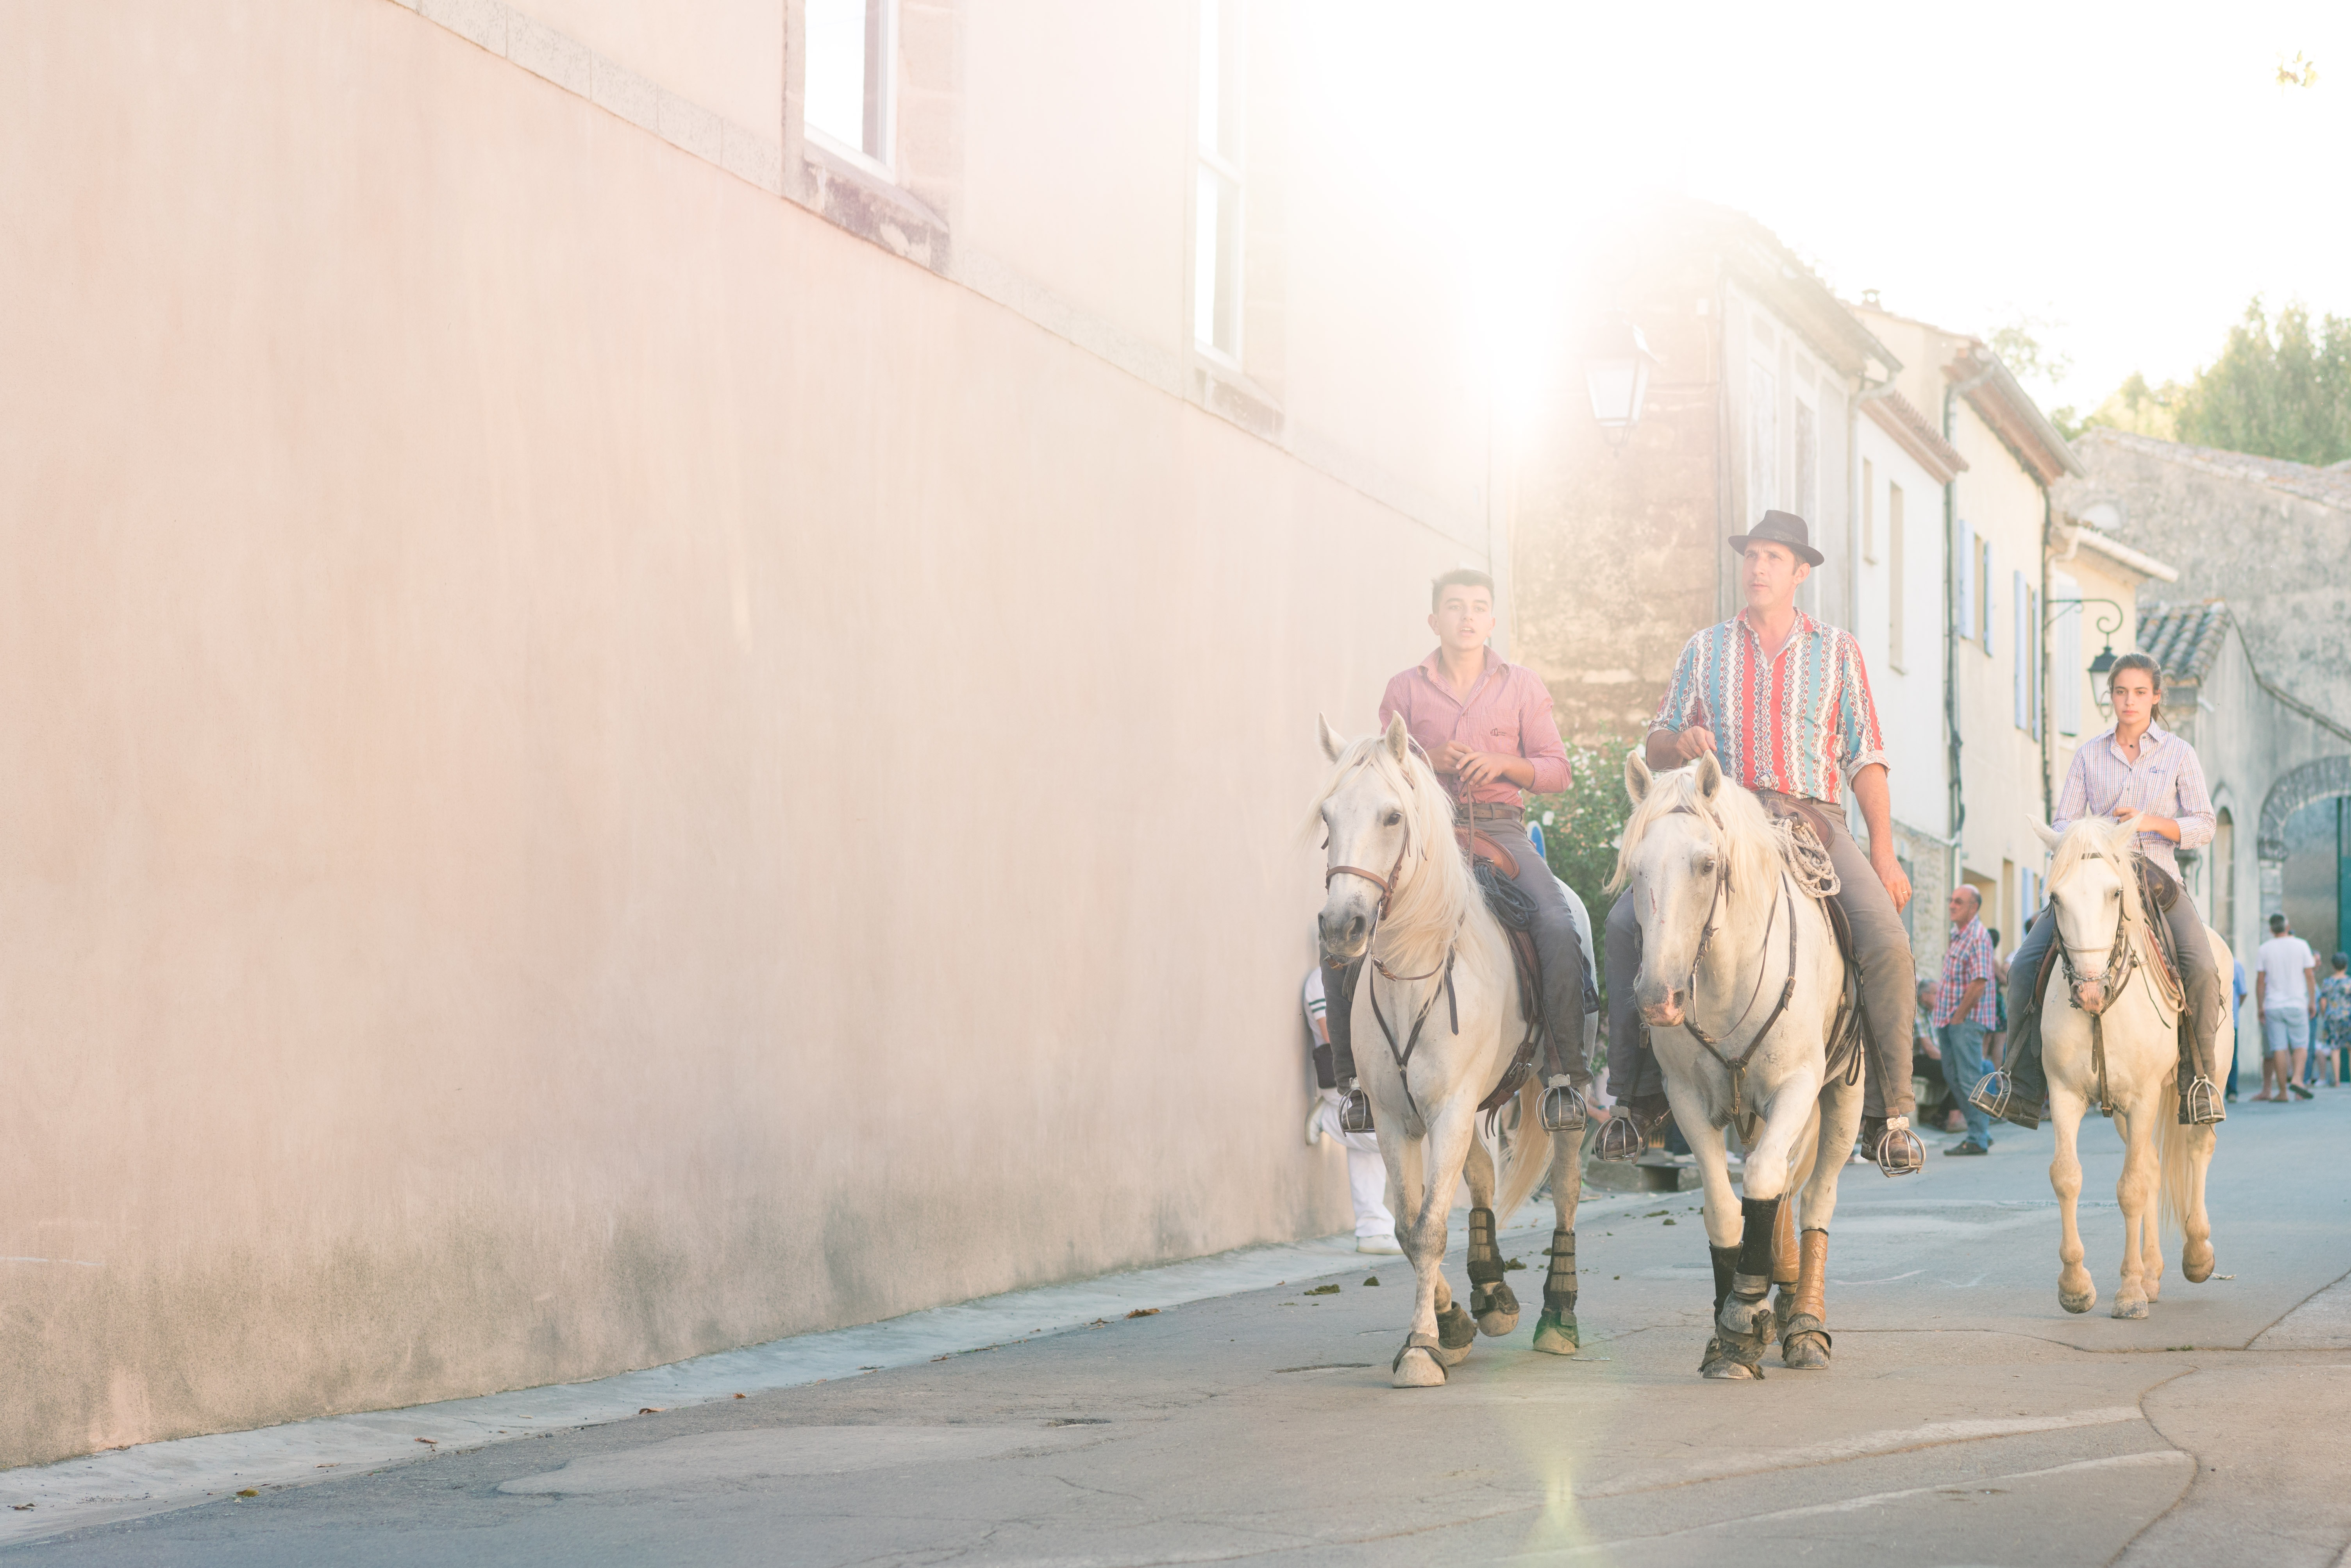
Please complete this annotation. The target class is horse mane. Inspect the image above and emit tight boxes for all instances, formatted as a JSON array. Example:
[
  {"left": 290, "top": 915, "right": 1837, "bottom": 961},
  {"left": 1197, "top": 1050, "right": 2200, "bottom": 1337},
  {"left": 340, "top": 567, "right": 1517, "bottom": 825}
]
[
  {"left": 2047, "top": 814, "right": 2148, "bottom": 930},
  {"left": 1305, "top": 732, "right": 1490, "bottom": 977},
  {"left": 1606, "top": 763, "right": 1786, "bottom": 918}
]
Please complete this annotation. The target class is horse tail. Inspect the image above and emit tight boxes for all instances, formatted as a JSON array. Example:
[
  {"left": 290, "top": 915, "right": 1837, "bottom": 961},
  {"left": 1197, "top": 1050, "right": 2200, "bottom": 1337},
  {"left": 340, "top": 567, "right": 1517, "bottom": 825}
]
[
  {"left": 1492, "top": 1079, "right": 1550, "bottom": 1223},
  {"left": 2158, "top": 1080, "right": 2196, "bottom": 1247}
]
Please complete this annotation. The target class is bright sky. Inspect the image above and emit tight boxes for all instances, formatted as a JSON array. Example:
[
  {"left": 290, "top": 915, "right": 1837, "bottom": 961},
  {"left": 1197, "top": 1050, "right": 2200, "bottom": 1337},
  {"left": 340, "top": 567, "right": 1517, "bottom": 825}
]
[{"left": 1299, "top": 0, "right": 2351, "bottom": 418}]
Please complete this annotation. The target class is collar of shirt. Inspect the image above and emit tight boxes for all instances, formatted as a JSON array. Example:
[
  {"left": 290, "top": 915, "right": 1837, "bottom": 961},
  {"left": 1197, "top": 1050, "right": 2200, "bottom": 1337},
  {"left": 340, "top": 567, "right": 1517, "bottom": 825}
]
[
  {"left": 1416, "top": 646, "right": 1501, "bottom": 705},
  {"left": 1737, "top": 606, "right": 1823, "bottom": 661},
  {"left": 2097, "top": 722, "right": 2173, "bottom": 765}
]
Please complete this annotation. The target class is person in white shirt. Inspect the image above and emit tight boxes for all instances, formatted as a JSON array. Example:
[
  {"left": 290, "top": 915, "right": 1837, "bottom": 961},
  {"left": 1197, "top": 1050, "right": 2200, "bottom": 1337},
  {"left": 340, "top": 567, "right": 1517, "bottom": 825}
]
[
  {"left": 2253, "top": 913, "right": 2319, "bottom": 1102},
  {"left": 1301, "top": 968, "right": 1401, "bottom": 1253}
]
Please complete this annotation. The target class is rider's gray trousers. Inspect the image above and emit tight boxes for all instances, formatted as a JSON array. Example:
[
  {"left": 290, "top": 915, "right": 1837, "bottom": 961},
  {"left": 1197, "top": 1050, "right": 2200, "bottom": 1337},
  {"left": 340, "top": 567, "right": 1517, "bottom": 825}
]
[
  {"left": 1604, "top": 807, "right": 1917, "bottom": 1121},
  {"left": 1463, "top": 808, "right": 1594, "bottom": 1088}
]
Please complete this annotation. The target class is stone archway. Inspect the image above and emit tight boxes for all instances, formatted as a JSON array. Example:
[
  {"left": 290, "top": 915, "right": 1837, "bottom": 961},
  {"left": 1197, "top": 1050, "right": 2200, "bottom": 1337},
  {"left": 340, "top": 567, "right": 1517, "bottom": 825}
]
[{"left": 2257, "top": 755, "right": 2351, "bottom": 914}]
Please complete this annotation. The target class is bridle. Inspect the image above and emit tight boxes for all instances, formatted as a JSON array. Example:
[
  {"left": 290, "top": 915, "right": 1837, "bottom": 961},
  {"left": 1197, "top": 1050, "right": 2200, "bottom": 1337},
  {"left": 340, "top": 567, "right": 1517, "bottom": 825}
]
[{"left": 1648, "top": 804, "right": 1808, "bottom": 1136}]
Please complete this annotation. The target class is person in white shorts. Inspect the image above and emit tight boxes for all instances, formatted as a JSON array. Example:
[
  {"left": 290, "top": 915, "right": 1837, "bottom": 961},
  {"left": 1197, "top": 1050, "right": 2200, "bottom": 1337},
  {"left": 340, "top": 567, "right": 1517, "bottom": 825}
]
[
  {"left": 2254, "top": 914, "right": 2318, "bottom": 1102},
  {"left": 1301, "top": 967, "right": 1401, "bottom": 1254}
]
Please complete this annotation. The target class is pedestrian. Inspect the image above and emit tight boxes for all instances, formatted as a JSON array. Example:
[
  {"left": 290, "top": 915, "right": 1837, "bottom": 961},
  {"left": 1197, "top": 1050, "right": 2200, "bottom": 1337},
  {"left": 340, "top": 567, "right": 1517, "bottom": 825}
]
[
  {"left": 1299, "top": 966, "right": 1401, "bottom": 1254},
  {"left": 2225, "top": 957, "right": 2248, "bottom": 1103},
  {"left": 2253, "top": 914, "right": 2317, "bottom": 1102},
  {"left": 1935, "top": 886, "right": 1999, "bottom": 1155},
  {"left": 2315, "top": 952, "right": 2351, "bottom": 1089},
  {"left": 1986, "top": 927, "right": 2008, "bottom": 1069},
  {"left": 1599, "top": 510, "right": 1922, "bottom": 1175},
  {"left": 1913, "top": 977, "right": 1963, "bottom": 1134}
]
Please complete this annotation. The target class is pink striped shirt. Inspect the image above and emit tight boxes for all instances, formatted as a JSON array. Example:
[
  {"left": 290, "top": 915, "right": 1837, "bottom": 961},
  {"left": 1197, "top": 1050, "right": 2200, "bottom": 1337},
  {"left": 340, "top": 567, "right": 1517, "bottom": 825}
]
[
  {"left": 1379, "top": 650, "right": 1571, "bottom": 807},
  {"left": 1650, "top": 609, "right": 1890, "bottom": 806}
]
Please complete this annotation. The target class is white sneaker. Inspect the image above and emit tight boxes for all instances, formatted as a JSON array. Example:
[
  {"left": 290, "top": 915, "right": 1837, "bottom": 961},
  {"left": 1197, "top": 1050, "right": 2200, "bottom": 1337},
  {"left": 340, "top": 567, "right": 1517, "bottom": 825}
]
[
  {"left": 1356, "top": 1234, "right": 1404, "bottom": 1255},
  {"left": 1304, "top": 1102, "right": 1326, "bottom": 1147}
]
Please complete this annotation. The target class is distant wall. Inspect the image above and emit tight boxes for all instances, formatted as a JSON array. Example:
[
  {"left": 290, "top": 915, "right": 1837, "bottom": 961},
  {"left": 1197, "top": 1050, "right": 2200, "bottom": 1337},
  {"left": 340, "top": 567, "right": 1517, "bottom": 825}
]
[{"left": 0, "top": 0, "right": 1475, "bottom": 1467}]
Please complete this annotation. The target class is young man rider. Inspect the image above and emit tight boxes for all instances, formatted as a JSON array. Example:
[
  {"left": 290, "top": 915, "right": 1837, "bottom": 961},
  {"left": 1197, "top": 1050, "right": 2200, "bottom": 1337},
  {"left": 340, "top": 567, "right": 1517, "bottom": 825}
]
[
  {"left": 1599, "top": 511, "right": 1924, "bottom": 1177},
  {"left": 1321, "top": 569, "right": 1594, "bottom": 1127}
]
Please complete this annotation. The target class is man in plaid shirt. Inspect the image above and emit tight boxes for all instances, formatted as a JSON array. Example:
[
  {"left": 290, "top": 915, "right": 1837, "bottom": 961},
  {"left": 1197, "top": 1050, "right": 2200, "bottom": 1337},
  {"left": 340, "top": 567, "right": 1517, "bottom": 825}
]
[{"left": 1935, "top": 887, "right": 1999, "bottom": 1154}]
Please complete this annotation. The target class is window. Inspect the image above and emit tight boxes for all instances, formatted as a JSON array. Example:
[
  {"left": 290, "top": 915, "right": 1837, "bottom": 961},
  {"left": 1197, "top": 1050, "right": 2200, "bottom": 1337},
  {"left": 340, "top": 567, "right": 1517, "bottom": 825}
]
[
  {"left": 805, "top": 0, "right": 895, "bottom": 170},
  {"left": 2053, "top": 570, "right": 2081, "bottom": 735},
  {"left": 1861, "top": 460, "right": 1876, "bottom": 562},
  {"left": 1193, "top": 0, "right": 1245, "bottom": 357},
  {"left": 1750, "top": 363, "right": 1778, "bottom": 514},
  {"left": 1955, "top": 520, "right": 1974, "bottom": 639},
  {"left": 2029, "top": 586, "right": 2042, "bottom": 738},
  {"left": 2014, "top": 570, "right": 2031, "bottom": 730},
  {"left": 1794, "top": 398, "right": 1817, "bottom": 526},
  {"left": 1887, "top": 483, "right": 1906, "bottom": 670},
  {"left": 1979, "top": 538, "right": 1994, "bottom": 655}
]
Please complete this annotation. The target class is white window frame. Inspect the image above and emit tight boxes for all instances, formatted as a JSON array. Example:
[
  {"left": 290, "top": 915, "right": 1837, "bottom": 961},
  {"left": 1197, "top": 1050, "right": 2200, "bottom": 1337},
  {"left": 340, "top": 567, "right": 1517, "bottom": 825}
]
[
  {"left": 1956, "top": 520, "right": 1974, "bottom": 641},
  {"left": 1793, "top": 394, "right": 1818, "bottom": 528},
  {"left": 1887, "top": 481, "right": 1905, "bottom": 670},
  {"left": 1193, "top": 0, "right": 1246, "bottom": 361},
  {"left": 1749, "top": 360, "right": 1778, "bottom": 516},
  {"left": 804, "top": 0, "right": 898, "bottom": 177}
]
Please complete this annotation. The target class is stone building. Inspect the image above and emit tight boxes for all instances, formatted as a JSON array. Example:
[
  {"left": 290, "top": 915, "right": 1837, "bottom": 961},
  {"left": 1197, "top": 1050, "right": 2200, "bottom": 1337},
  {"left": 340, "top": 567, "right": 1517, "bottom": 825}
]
[
  {"left": 2057, "top": 434, "right": 2351, "bottom": 947},
  {"left": 0, "top": 0, "right": 1512, "bottom": 1466}
]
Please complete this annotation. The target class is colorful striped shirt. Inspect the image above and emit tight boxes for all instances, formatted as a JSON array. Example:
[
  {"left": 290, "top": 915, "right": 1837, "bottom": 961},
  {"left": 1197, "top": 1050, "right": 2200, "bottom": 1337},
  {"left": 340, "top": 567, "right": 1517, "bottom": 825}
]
[
  {"left": 1649, "top": 609, "right": 1889, "bottom": 805},
  {"left": 1935, "top": 917, "right": 1998, "bottom": 1028},
  {"left": 2051, "top": 723, "right": 2214, "bottom": 879}
]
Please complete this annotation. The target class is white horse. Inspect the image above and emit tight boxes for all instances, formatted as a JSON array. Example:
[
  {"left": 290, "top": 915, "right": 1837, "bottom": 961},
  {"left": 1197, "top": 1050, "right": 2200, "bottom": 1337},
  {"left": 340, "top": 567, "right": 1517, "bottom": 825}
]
[
  {"left": 1615, "top": 752, "right": 1865, "bottom": 1378},
  {"left": 2030, "top": 816, "right": 2226, "bottom": 1319},
  {"left": 1311, "top": 715, "right": 1589, "bottom": 1387}
]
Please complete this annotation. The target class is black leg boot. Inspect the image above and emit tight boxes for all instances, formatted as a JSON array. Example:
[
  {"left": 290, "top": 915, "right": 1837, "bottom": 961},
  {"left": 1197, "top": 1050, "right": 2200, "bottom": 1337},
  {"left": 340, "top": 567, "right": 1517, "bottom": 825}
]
[
  {"left": 1467, "top": 1207, "right": 1520, "bottom": 1334},
  {"left": 1323, "top": 957, "right": 1373, "bottom": 1133},
  {"left": 1699, "top": 1242, "right": 1741, "bottom": 1376},
  {"left": 1533, "top": 1228, "right": 1578, "bottom": 1354},
  {"left": 1704, "top": 1197, "right": 1777, "bottom": 1379}
]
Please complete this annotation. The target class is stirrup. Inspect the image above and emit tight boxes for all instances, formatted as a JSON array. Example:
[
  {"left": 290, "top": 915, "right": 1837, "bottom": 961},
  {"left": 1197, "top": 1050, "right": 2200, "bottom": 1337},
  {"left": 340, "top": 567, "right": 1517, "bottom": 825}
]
[
  {"left": 1593, "top": 1109, "right": 1647, "bottom": 1162},
  {"left": 1872, "top": 1116, "right": 1923, "bottom": 1178},
  {"left": 1338, "top": 1085, "right": 1375, "bottom": 1136},
  {"left": 1967, "top": 1069, "right": 2015, "bottom": 1120},
  {"left": 1540, "top": 1077, "right": 1588, "bottom": 1132},
  {"left": 2180, "top": 1075, "right": 2224, "bottom": 1125}
]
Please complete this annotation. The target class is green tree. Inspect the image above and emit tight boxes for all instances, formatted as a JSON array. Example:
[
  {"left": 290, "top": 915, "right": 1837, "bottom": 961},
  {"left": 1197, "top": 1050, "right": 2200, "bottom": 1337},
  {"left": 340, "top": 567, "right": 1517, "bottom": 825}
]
[
  {"left": 2169, "top": 300, "right": 2351, "bottom": 465},
  {"left": 1527, "top": 729, "right": 1638, "bottom": 1017}
]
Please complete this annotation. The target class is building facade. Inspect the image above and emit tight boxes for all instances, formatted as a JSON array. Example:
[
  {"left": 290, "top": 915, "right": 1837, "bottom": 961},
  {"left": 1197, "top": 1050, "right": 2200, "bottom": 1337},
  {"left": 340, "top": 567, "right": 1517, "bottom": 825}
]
[{"left": 0, "top": 0, "right": 1511, "bottom": 1466}]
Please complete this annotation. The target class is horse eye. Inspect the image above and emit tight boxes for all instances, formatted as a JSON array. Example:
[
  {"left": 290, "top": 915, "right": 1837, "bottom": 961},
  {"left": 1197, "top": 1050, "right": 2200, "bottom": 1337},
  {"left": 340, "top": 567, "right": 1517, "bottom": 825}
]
[{"left": 1383, "top": 810, "right": 1403, "bottom": 827}]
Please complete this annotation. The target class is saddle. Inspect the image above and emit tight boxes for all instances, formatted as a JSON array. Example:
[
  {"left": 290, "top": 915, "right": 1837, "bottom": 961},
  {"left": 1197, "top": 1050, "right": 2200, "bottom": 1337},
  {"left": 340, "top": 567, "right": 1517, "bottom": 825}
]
[
  {"left": 1455, "top": 826, "right": 1553, "bottom": 1117},
  {"left": 1752, "top": 795, "right": 1871, "bottom": 1088}
]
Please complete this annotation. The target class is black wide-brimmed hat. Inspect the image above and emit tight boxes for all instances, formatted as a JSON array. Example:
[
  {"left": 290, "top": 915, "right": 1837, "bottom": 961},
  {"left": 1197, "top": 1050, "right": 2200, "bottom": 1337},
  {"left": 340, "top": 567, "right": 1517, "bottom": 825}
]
[{"left": 1728, "top": 510, "right": 1824, "bottom": 566}]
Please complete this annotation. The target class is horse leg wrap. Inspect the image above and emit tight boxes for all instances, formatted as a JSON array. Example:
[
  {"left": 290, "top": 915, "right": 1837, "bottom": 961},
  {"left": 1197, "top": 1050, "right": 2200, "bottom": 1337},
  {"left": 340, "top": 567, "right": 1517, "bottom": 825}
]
[
  {"left": 1468, "top": 1207, "right": 1519, "bottom": 1325},
  {"left": 1731, "top": 1196, "right": 1779, "bottom": 1300},
  {"left": 1542, "top": 1229, "right": 1577, "bottom": 1314},
  {"left": 1779, "top": 1227, "right": 1833, "bottom": 1367},
  {"left": 1701, "top": 1236, "right": 1766, "bottom": 1379},
  {"left": 1326, "top": 958, "right": 1373, "bottom": 1133},
  {"left": 1708, "top": 1243, "right": 1739, "bottom": 1320}
]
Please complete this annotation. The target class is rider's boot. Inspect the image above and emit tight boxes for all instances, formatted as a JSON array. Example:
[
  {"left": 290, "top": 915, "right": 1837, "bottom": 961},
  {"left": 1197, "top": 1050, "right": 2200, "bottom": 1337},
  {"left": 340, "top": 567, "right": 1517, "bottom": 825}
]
[
  {"left": 1859, "top": 1114, "right": 1923, "bottom": 1177},
  {"left": 2178, "top": 1026, "right": 2225, "bottom": 1126},
  {"left": 1971, "top": 1004, "right": 2047, "bottom": 1131},
  {"left": 1594, "top": 1091, "right": 1668, "bottom": 1162},
  {"left": 1323, "top": 957, "right": 1374, "bottom": 1133}
]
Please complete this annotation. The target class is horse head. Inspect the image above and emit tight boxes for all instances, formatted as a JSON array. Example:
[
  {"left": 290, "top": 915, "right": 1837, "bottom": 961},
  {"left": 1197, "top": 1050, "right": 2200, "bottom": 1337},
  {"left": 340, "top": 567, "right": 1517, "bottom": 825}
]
[
  {"left": 1311, "top": 713, "right": 1421, "bottom": 966},
  {"left": 2036, "top": 818, "right": 2137, "bottom": 1015},
  {"left": 1618, "top": 749, "right": 1733, "bottom": 1029}
]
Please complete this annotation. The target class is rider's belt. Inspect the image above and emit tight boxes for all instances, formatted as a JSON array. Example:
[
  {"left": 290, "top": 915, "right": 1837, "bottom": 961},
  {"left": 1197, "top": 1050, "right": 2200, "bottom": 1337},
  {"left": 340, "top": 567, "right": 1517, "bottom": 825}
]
[
  {"left": 1452, "top": 801, "right": 1524, "bottom": 826},
  {"left": 1753, "top": 789, "right": 1839, "bottom": 845}
]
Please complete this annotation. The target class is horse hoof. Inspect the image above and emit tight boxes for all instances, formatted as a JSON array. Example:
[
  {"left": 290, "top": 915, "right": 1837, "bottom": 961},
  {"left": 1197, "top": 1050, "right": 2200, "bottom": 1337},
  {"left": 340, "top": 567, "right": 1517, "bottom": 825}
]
[
  {"left": 1781, "top": 1331, "right": 1832, "bottom": 1370},
  {"left": 1716, "top": 1298, "right": 1771, "bottom": 1338},
  {"left": 2183, "top": 1243, "right": 2215, "bottom": 1284},
  {"left": 1476, "top": 1310, "right": 1520, "bottom": 1338},
  {"left": 1392, "top": 1347, "right": 1447, "bottom": 1388},
  {"left": 1472, "top": 1282, "right": 1520, "bottom": 1337},
  {"left": 2112, "top": 1298, "right": 2150, "bottom": 1321},
  {"left": 1699, "top": 1333, "right": 1766, "bottom": 1380},
  {"left": 1530, "top": 1308, "right": 1579, "bottom": 1355}
]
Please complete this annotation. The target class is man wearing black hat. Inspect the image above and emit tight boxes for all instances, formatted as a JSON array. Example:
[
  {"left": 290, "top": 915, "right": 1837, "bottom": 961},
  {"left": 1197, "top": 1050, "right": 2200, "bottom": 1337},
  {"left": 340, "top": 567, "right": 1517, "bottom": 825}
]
[{"left": 1594, "top": 511, "right": 1925, "bottom": 1177}]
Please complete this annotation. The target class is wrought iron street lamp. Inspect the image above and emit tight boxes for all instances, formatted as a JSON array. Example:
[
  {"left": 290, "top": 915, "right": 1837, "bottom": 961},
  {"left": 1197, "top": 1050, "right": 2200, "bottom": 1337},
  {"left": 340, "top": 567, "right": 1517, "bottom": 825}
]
[
  {"left": 2048, "top": 596, "right": 2126, "bottom": 719},
  {"left": 1584, "top": 317, "right": 1660, "bottom": 454}
]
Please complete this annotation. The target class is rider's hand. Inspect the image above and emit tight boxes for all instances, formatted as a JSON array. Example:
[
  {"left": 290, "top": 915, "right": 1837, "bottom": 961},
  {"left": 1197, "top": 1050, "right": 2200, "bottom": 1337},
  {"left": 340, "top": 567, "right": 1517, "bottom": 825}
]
[
  {"left": 1872, "top": 842, "right": 1913, "bottom": 911},
  {"left": 1455, "top": 750, "right": 1502, "bottom": 788},
  {"left": 1431, "top": 741, "right": 1472, "bottom": 775},
  {"left": 1674, "top": 727, "right": 1717, "bottom": 763}
]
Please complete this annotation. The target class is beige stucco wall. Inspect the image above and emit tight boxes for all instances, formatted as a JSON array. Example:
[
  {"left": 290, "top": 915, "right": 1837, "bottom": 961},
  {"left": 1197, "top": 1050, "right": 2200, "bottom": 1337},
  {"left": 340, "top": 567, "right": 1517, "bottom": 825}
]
[{"left": 0, "top": 0, "right": 1483, "bottom": 1468}]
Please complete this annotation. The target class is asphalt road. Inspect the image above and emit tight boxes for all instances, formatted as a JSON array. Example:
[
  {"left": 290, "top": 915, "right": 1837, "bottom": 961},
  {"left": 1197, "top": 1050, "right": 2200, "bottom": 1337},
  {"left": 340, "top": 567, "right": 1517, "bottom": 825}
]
[{"left": 12, "top": 1093, "right": 2351, "bottom": 1567}]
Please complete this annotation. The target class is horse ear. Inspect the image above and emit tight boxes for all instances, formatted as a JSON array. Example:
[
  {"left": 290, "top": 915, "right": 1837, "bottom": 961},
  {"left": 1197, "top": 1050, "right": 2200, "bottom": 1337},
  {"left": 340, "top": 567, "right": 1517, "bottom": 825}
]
[
  {"left": 2033, "top": 820, "right": 2063, "bottom": 850},
  {"left": 1695, "top": 750, "right": 1724, "bottom": 798},
  {"left": 1317, "top": 713, "right": 1345, "bottom": 763},
  {"left": 1383, "top": 712, "right": 1411, "bottom": 763},
  {"left": 1624, "top": 749, "right": 1652, "bottom": 804}
]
